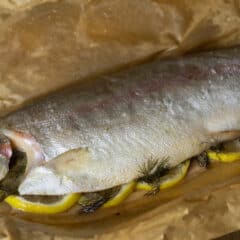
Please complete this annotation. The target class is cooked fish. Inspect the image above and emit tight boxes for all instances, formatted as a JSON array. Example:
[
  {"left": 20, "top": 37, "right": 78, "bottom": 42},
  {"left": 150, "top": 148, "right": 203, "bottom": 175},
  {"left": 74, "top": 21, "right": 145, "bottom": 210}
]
[{"left": 0, "top": 47, "right": 240, "bottom": 195}]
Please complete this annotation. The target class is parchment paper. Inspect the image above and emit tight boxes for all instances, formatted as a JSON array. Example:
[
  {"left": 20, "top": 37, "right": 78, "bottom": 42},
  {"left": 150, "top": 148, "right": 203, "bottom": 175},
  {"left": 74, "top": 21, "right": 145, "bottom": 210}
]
[{"left": 0, "top": 0, "right": 240, "bottom": 239}]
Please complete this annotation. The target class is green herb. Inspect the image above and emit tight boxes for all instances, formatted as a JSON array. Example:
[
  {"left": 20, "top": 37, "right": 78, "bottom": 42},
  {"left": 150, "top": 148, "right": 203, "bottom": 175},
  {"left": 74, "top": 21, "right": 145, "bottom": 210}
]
[
  {"left": 79, "top": 186, "right": 121, "bottom": 213},
  {"left": 137, "top": 156, "right": 169, "bottom": 194},
  {"left": 138, "top": 156, "right": 169, "bottom": 184}
]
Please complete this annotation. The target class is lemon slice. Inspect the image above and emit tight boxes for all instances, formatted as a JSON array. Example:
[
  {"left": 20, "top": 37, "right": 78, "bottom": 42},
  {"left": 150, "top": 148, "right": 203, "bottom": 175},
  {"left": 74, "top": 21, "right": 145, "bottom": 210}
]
[
  {"left": 207, "top": 151, "right": 240, "bottom": 163},
  {"left": 5, "top": 193, "right": 80, "bottom": 214},
  {"left": 102, "top": 181, "right": 136, "bottom": 208},
  {"left": 136, "top": 160, "right": 190, "bottom": 191}
]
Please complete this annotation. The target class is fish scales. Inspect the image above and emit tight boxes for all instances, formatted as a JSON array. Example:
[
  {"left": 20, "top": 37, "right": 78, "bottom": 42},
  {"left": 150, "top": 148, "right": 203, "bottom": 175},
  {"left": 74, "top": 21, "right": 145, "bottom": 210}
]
[{"left": 0, "top": 47, "right": 239, "bottom": 195}]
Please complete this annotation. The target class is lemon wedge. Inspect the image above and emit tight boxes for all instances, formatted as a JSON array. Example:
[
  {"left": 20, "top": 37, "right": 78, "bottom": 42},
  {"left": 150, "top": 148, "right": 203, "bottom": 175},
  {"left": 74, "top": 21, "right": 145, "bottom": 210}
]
[
  {"left": 136, "top": 160, "right": 190, "bottom": 191},
  {"left": 5, "top": 193, "right": 80, "bottom": 214},
  {"left": 207, "top": 151, "right": 240, "bottom": 163},
  {"left": 102, "top": 181, "right": 136, "bottom": 208}
]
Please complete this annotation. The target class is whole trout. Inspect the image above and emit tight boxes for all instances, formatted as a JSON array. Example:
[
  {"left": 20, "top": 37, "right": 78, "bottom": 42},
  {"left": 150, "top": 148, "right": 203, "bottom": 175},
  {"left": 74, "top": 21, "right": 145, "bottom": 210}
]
[{"left": 1, "top": 48, "right": 240, "bottom": 195}]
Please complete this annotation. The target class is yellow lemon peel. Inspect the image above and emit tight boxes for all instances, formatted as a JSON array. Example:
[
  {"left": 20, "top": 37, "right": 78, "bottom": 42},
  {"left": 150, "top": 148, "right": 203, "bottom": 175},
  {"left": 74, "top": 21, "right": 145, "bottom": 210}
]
[
  {"left": 102, "top": 181, "right": 136, "bottom": 208},
  {"left": 207, "top": 151, "right": 240, "bottom": 163},
  {"left": 5, "top": 193, "right": 80, "bottom": 214},
  {"left": 136, "top": 160, "right": 190, "bottom": 191}
]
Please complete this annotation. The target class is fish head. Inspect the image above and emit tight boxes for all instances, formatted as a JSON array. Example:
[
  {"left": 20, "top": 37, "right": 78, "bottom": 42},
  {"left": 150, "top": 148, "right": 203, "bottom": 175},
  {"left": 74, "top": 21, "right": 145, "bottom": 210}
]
[{"left": 0, "top": 129, "right": 45, "bottom": 178}]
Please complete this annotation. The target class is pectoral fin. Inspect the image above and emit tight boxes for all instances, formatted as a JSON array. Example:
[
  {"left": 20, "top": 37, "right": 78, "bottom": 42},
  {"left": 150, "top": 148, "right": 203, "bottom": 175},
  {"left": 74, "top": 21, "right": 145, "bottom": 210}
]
[{"left": 18, "top": 147, "right": 95, "bottom": 195}]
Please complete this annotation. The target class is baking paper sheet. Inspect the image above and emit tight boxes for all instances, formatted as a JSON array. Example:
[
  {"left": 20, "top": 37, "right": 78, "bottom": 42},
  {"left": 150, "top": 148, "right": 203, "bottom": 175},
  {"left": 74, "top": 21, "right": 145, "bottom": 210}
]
[{"left": 0, "top": 0, "right": 240, "bottom": 239}]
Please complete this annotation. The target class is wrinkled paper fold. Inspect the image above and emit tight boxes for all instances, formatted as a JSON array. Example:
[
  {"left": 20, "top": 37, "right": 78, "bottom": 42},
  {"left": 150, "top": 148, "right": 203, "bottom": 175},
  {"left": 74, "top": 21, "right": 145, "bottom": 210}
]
[{"left": 0, "top": 0, "right": 240, "bottom": 239}]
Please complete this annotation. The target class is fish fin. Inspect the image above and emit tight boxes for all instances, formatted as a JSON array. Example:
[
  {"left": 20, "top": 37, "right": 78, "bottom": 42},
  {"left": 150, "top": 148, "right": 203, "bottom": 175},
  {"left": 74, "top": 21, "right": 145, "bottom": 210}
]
[
  {"left": 49, "top": 148, "right": 91, "bottom": 175},
  {"left": 19, "top": 147, "right": 97, "bottom": 195}
]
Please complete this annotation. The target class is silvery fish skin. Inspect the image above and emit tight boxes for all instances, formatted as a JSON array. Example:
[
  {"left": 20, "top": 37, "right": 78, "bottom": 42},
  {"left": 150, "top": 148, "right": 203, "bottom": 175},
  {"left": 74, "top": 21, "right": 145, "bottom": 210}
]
[{"left": 1, "top": 48, "right": 240, "bottom": 195}]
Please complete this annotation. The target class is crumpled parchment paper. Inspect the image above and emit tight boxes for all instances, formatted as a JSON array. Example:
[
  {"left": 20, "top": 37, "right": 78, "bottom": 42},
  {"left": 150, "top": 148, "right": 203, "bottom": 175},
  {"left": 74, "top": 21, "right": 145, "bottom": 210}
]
[{"left": 0, "top": 0, "right": 240, "bottom": 239}]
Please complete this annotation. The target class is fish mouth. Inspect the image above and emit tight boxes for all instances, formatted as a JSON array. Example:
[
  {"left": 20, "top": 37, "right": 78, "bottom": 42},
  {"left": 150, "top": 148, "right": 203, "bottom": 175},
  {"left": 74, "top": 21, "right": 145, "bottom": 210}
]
[
  {"left": 0, "top": 133, "right": 13, "bottom": 181},
  {"left": 0, "top": 129, "right": 45, "bottom": 181}
]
